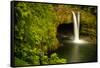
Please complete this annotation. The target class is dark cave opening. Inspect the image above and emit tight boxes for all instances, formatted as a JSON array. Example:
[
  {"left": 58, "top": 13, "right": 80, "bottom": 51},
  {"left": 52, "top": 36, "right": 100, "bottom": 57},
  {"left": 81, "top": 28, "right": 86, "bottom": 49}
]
[{"left": 56, "top": 23, "right": 74, "bottom": 43}]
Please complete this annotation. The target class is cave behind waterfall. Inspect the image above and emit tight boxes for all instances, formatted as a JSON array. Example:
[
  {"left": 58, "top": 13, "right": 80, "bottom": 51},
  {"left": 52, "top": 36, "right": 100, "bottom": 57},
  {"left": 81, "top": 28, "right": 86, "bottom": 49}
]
[{"left": 56, "top": 23, "right": 74, "bottom": 43}]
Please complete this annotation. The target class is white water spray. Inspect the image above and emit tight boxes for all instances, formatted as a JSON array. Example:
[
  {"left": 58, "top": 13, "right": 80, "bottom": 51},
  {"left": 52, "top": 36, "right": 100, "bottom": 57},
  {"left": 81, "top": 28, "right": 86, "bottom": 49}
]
[
  {"left": 72, "top": 11, "right": 80, "bottom": 42},
  {"left": 72, "top": 11, "right": 87, "bottom": 43}
]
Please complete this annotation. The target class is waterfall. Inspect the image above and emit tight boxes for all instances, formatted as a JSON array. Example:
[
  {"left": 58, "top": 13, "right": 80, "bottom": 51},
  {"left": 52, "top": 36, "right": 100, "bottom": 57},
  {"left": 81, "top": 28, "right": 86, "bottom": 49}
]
[{"left": 72, "top": 11, "right": 80, "bottom": 41}]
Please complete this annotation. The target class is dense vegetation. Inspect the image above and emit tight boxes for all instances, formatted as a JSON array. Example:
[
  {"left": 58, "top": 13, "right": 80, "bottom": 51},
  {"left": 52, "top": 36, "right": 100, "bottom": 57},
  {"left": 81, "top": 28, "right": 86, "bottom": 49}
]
[{"left": 13, "top": 2, "right": 97, "bottom": 66}]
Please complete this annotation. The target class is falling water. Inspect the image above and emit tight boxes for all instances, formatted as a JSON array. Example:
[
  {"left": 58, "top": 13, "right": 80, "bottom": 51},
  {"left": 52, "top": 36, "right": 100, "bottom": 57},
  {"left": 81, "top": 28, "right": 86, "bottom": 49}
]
[{"left": 72, "top": 11, "right": 80, "bottom": 42}]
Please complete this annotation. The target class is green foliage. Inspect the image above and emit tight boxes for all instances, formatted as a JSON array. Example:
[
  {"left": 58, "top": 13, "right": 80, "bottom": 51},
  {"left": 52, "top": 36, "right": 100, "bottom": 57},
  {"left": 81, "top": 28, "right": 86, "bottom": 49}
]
[
  {"left": 41, "top": 55, "right": 49, "bottom": 64},
  {"left": 13, "top": 2, "right": 96, "bottom": 66},
  {"left": 50, "top": 53, "right": 67, "bottom": 64},
  {"left": 32, "top": 55, "right": 40, "bottom": 65},
  {"left": 15, "top": 57, "right": 29, "bottom": 66}
]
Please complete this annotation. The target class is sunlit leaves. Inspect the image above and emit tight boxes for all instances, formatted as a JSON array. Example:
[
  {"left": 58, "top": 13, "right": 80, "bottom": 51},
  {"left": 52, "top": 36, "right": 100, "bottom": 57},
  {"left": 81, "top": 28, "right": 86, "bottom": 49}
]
[
  {"left": 50, "top": 53, "right": 67, "bottom": 64},
  {"left": 41, "top": 55, "right": 49, "bottom": 64},
  {"left": 33, "top": 55, "right": 40, "bottom": 65}
]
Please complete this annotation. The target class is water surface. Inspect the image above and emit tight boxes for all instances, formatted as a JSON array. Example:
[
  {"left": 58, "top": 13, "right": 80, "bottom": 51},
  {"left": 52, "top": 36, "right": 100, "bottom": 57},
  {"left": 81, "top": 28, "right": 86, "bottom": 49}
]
[{"left": 55, "top": 40, "right": 97, "bottom": 63}]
